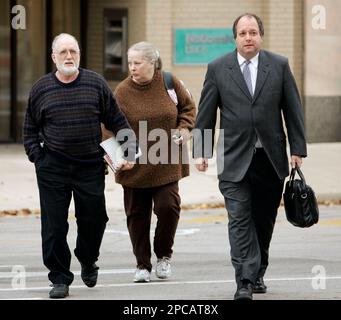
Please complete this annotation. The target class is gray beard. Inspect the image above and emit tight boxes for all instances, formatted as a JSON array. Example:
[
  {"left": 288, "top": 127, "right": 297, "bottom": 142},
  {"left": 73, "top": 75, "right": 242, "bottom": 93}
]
[{"left": 57, "top": 64, "right": 79, "bottom": 76}]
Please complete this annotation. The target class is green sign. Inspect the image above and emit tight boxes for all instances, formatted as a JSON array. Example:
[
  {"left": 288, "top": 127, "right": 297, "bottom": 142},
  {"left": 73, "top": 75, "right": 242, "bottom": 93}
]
[{"left": 174, "top": 28, "right": 235, "bottom": 65}]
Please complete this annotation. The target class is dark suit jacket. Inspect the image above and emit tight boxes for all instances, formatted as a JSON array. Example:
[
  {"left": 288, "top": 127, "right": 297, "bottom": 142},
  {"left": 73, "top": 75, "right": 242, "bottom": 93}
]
[{"left": 194, "top": 49, "right": 307, "bottom": 182}]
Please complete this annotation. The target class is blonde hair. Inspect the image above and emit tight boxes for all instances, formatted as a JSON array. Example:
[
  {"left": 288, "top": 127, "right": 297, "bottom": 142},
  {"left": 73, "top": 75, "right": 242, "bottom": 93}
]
[{"left": 128, "top": 41, "right": 162, "bottom": 70}]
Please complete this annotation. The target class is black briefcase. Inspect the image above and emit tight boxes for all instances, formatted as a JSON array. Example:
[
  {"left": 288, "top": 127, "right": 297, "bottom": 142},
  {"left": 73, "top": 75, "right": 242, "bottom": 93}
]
[{"left": 283, "top": 167, "right": 319, "bottom": 228}]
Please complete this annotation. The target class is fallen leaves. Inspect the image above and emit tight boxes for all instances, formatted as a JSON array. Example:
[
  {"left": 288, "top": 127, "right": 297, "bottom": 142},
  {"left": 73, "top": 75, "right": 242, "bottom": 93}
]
[
  {"left": 0, "top": 199, "right": 340, "bottom": 217},
  {"left": 0, "top": 208, "right": 40, "bottom": 217}
]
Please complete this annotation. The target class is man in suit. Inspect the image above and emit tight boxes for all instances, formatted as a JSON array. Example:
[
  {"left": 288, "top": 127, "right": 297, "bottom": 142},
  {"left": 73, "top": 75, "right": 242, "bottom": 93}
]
[{"left": 193, "top": 13, "right": 307, "bottom": 300}]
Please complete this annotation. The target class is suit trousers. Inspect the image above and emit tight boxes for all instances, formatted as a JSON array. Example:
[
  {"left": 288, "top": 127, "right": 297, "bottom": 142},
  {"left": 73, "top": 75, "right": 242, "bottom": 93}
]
[
  {"left": 123, "top": 181, "right": 181, "bottom": 272},
  {"left": 219, "top": 148, "right": 284, "bottom": 286},
  {"left": 35, "top": 150, "right": 108, "bottom": 285}
]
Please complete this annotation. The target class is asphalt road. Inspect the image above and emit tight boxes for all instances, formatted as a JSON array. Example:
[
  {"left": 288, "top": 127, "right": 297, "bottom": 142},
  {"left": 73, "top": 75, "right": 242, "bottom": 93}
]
[{"left": 0, "top": 205, "right": 341, "bottom": 303}]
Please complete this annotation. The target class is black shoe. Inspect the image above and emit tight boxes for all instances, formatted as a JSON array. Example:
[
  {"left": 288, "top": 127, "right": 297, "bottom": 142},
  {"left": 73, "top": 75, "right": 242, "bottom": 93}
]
[
  {"left": 49, "top": 284, "right": 69, "bottom": 299},
  {"left": 234, "top": 282, "right": 253, "bottom": 301},
  {"left": 253, "top": 277, "right": 267, "bottom": 294},
  {"left": 81, "top": 263, "right": 99, "bottom": 288}
]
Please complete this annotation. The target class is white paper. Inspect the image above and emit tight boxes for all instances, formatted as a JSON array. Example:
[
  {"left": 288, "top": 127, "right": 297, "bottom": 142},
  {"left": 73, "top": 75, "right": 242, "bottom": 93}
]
[
  {"left": 100, "top": 137, "right": 124, "bottom": 166},
  {"left": 100, "top": 137, "right": 141, "bottom": 173}
]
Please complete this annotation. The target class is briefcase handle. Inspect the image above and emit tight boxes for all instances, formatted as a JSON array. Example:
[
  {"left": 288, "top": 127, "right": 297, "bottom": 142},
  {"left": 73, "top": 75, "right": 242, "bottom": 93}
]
[{"left": 288, "top": 167, "right": 307, "bottom": 188}]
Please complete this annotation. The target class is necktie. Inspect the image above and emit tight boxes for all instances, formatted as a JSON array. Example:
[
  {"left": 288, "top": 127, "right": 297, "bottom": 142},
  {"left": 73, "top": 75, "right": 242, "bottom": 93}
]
[
  {"left": 243, "top": 60, "right": 253, "bottom": 96},
  {"left": 243, "top": 60, "right": 262, "bottom": 148}
]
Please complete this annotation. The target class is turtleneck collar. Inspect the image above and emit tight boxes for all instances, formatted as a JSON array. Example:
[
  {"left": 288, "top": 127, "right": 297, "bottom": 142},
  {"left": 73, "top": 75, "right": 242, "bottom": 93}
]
[{"left": 128, "top": 69, "right": 161, "bottom": 90}]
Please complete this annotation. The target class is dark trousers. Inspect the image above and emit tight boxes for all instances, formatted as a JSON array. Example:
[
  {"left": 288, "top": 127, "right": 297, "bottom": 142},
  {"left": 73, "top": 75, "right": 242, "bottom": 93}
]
[
  {"left": 35, "top": 151, "right": 108, "bottom": 285},
  {"left": 123, "top": 181, "right": 181, "bottom": 272},
  {"left": 219, "top": 148, "right": 284, "bottom": 287}
]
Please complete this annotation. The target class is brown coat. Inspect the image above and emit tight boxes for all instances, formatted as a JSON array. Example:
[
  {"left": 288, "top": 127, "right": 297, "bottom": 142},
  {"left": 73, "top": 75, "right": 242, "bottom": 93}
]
[{"left": 105, "top": 70, "right": 196, "bottom": 188}]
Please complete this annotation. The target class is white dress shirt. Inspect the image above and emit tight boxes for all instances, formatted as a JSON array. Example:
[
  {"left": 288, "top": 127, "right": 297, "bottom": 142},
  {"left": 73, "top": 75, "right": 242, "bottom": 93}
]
[{"left": 237, "top": 52, "right": 259, "bottom": 95}]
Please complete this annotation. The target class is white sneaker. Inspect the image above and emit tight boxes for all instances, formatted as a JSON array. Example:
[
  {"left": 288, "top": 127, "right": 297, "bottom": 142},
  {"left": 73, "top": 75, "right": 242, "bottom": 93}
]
[
  {"left": 155, "top": 257, "right": 171, "bottom": 279},
  {"left": 133, "top": 268, "right": 151, "bottom": 282}
]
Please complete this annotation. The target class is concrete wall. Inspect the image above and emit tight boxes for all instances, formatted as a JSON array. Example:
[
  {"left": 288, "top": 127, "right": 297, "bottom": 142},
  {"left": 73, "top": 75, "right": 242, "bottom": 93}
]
[
  {"left": 86, "top": 0, "right": 304, "bottom": 105},
  {"left": 143, "top": 0, "right": 304, "bottom": 110},
  {"left": 85, "top": 0, "right": 341, "bottom": 142},
  {"left": 304, "top": 0, "right": 341, "bottom": 142},
  {"left": 264, "top": 0, "right": 304, "bottom": 95}
]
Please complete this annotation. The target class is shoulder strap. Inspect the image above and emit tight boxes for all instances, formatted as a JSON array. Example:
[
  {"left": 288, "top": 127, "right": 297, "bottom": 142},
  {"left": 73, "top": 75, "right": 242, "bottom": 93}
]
[{"left": 162, "top": 71, "right": 174, "bottom": 90}]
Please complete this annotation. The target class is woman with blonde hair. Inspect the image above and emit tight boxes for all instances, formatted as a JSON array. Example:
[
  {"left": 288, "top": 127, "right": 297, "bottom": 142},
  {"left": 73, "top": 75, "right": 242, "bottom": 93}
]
[{"left": 108, "top": 41, "right": 196, "bottom": 282}]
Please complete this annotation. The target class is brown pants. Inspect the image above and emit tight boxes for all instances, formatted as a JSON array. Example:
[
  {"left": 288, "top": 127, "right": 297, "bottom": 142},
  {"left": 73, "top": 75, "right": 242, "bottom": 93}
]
[{"left": 123, "top": 181, "right": 181, "bottom": 272}]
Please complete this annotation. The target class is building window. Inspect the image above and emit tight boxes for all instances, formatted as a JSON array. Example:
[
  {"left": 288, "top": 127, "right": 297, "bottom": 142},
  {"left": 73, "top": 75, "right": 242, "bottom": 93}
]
[{"left": 103, "top": 9, "right": 128, "bottom": 81}]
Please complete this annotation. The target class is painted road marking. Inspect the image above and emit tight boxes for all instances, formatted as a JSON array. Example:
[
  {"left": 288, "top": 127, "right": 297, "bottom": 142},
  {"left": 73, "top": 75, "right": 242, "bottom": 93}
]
[
  {"left": 1, "top": 297, "right": 43, "bottom": 300},
  {"left": 1, "top": 275, "right": 341, "bottom": 292},
  {"left": 0, "top": 269, "right": 136, "bottom": 279}
]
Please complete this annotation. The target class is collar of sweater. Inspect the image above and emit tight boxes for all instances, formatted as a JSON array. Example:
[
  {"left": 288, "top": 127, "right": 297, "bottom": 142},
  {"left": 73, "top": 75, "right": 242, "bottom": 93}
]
[{"left": 128, "top": 70, "right": 161, "bottom": 90}]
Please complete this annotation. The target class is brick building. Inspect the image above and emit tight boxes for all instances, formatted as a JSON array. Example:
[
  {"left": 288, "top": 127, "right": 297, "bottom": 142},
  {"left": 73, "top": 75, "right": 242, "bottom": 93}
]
[{"left": 0, "top": 0, "right": 340, "bottom": 143}]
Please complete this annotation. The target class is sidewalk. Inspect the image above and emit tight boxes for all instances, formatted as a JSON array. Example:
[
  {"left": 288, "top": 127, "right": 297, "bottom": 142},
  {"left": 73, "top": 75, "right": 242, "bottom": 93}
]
[{"left": 0, "top": 143, "right": 341, "bottom": 213}]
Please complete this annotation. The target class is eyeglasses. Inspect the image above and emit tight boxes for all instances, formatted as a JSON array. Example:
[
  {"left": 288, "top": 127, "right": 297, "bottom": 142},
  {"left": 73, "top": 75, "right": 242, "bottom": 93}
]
[{"left": 55, "top": 49, "right": 80, "bottom": 58}]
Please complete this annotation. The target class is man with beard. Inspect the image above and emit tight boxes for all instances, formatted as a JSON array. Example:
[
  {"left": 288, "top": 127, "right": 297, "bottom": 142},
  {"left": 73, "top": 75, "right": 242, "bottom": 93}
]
[{"left": 23, "top": 33, "right": 136, "bottom": 299}]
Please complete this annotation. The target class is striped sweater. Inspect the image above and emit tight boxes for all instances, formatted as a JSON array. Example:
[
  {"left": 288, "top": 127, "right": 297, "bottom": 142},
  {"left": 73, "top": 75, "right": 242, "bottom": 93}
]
[{"left": 23, "top": 68, "right": 135, "bottom": 164}]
